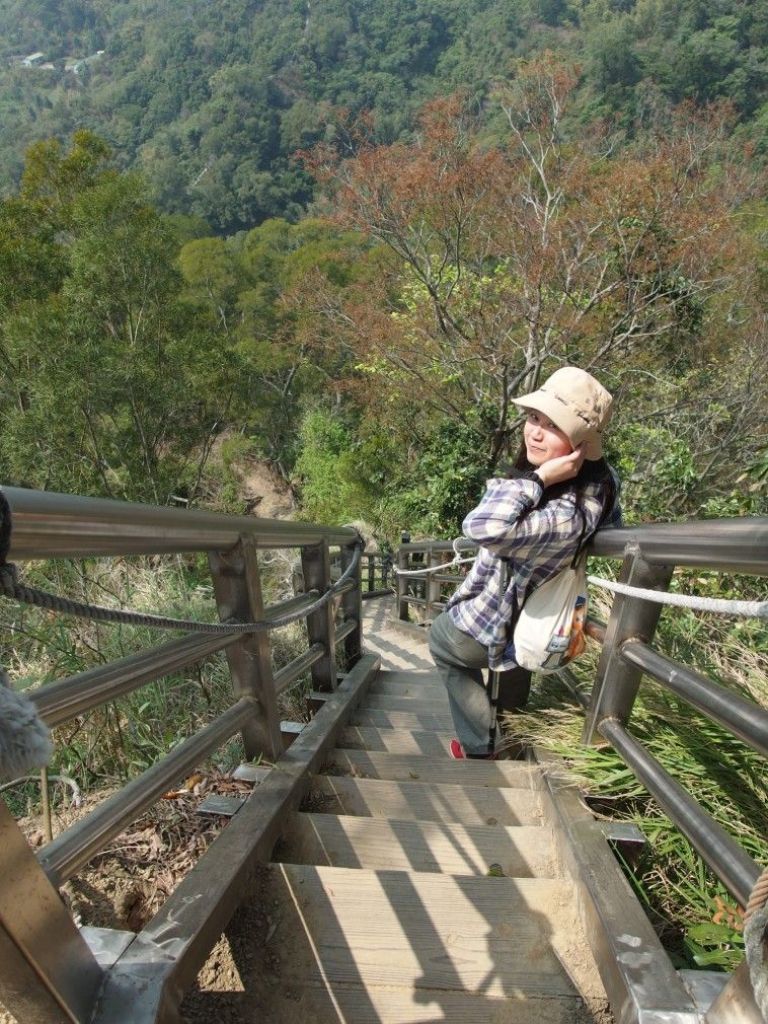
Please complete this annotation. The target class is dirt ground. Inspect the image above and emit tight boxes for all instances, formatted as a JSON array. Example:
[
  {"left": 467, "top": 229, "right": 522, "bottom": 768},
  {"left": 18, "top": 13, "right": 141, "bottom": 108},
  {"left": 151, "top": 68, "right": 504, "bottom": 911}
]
[{"left": 10, "top": 771, "right": 252, "bottom": 931}]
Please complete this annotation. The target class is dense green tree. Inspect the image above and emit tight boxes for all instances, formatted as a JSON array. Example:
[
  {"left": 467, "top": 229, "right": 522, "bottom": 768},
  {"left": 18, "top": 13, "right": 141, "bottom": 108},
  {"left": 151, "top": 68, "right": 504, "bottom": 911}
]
[
  {"left": 3, "top": 0, "right": 768, "bottom": 230},
  {"left": 0, "top": 134, "right": 235, "bottom": 501}
]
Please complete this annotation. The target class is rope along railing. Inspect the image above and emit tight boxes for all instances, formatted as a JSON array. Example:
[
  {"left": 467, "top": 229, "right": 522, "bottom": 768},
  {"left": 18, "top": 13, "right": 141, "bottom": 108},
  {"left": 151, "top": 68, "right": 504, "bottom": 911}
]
[
  {"left": 0, "top": 484, "right": 376, "bottom": 1024},
  {"left": 396, "top": 516, "right": 768, "bottom": 1019},
  {"left": 0, "top": 542, "right": 362, "bottom": 633}
]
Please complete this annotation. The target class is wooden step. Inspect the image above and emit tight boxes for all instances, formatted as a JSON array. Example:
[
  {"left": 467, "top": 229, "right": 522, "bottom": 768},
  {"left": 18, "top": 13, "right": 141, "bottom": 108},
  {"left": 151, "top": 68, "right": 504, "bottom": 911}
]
[
  {"left": 339, "top": 725, "right": 455, "bottom": 755},
  {"left": 350, "top": 708, "right": 456, "bottom": 731},
  {"left": 304, "top": 777, "right": 543, "bottom": 826},
  {"left": 369, "top": 676, "right": 446, "bottom": 699},
  {"left": 240, "top": 864, "right": 607, "bottom": 1023},
  {"left": 276, "top": 813, "right": 557, "bottom": 877},
  {"left": 361, "top": 694, "right": 451, "bottom": 712},
  {"left": 323, "top": 749, "right": 534, "bottom": 787},
  {"left": 215, "top": 982, "right": 605, "bottom": 1024},
  {"left": 372, "top": 670, "right": 441, "bottom": 684}
]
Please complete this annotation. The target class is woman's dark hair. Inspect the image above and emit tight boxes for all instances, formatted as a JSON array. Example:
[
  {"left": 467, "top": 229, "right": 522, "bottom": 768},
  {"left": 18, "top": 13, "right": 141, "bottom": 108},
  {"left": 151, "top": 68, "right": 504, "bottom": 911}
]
[{"left": 505, "top": 441, "right": 618, "bottom": 528}]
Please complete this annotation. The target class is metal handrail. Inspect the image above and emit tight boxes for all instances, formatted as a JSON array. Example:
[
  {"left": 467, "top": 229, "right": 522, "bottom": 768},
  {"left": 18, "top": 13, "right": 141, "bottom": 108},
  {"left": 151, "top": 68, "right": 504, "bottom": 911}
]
[
  {"left": 397, "top": 515, "right": 768, "bottom": 571},
  {"left": 4, "top": 485, "right": 358, "bottom": 557},
  {"left": 0, "top": 484, "right": 369, "bottom": 1024}
]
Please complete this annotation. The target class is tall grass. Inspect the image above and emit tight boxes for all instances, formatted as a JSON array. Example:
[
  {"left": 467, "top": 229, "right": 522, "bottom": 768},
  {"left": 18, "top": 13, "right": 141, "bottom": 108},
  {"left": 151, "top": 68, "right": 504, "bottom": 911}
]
[
  {"left": 501, "top": 563, "right": 768, "bottom": 970},
  {"left": 0, "top": 553, "right": 313, "bottom": 814}
]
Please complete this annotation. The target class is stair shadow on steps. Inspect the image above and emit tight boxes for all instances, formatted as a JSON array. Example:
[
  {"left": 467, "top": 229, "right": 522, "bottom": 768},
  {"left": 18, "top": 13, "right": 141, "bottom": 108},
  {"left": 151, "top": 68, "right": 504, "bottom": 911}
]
[
  {"left": 182, "top": 862, "right": 606, "bottom": 1024},
  {"left": 363, "top": 631, "right": 436, "bottom": 672}
]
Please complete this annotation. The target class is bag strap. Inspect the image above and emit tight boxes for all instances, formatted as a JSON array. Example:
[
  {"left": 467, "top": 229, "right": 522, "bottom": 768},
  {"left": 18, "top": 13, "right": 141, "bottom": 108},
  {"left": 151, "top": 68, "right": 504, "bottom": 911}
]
[{"left": 569, "top": 505, "right": 590, "bottom": 569}]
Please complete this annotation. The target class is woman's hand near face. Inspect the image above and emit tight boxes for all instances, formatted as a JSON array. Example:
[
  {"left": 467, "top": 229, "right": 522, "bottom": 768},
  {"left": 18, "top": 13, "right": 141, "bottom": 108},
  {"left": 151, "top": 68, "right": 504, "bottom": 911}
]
[{"left": 536, "top": 444, "right": 586, "bottom": 487}]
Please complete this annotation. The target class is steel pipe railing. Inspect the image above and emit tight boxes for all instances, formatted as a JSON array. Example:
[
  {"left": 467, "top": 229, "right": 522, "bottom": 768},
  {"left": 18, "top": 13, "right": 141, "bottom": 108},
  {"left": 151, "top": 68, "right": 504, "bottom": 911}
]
[
  {"left": 33, "top": 632, "right": 243, "bottom": 727},
  {"left": 273, "top": 643, "right": 325, "bottom": 696},
  {"left": 4, "top": 486, "right": 358, "bottom": 559},
  {"left": 38, "top": 698, "right": 257, "bottom": 887},
  {"left": 620, "top": 638, "right": 768, "bottom": 759},
  {"left": 0, "top": 482, "right": 368, "bottom": 1024},
  {"left": 399, "top": 516, "right": 768, "bottom": 574},
  {"left": 599, "top": 718, "right": 760, "bottom": 908},
  {"left": 589, "top": 517, "right": 768, "bottom": 575}
]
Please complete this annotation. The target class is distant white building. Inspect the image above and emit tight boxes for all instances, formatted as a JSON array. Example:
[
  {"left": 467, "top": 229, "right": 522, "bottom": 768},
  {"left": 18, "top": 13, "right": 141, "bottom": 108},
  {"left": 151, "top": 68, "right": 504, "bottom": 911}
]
[
  {"left": 21, "top": 52, "right": 45, "bottom": 67},
  {"left": 64, "top": 50, "right": 105, "bottom": 74}
]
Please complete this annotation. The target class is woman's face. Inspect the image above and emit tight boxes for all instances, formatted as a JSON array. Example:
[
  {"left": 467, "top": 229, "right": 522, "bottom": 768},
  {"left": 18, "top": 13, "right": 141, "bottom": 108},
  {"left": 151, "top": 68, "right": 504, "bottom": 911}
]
[{"left": 523, "top": 410, "right": 573, "bottom": 465}]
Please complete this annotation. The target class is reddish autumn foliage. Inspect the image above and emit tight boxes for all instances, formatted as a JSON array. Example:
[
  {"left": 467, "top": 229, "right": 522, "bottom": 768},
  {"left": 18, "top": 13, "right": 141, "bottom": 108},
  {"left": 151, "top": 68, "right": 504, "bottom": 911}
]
[{"left": 296, "top": 54, "right": 764, "bottom": 473}]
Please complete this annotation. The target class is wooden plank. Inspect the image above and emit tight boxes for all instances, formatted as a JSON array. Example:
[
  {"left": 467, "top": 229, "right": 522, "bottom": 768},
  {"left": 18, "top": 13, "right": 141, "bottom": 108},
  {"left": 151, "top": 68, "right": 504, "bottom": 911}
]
[
  {"left": 270, "top": 864, "right": 605, "bottom": 1000},
  {"left": 305, "top": 777, "right": 543, "bottom": 826},
  {"left": 277, "top": 813, "right": 557, "bottom": 877},
  {"left": 349, "top": 708, "right": 456, "bottom": 731},
  {"left": 361, "top": 694, "right": 451, "bottom": 712},
  {"left": 373, "top": 671, "right": 442, "bottom": 686},
  {"left": 206, "top": 979, "right": 603, "bottom": 1024},
  {"left": 369, "top": 677, "right": 447, "bottom": 699},
  {"left": 323, "top": 749, "right": 535, "bottom": 788},
  {"left": 339, "top": 725, "right": 455, "bottom": 755}
]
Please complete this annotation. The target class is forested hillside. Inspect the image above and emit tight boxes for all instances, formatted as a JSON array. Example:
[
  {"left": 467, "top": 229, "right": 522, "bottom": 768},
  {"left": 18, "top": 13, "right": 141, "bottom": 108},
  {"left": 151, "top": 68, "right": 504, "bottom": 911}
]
[
  {"left": 1, "top": 0, "right": 768, "bottom": 233},
  {"left": 2, "top": 55, "right": 766, "bottom": 534},
  {"left": 0, "top": 1, "right": 766, "bottom": 531},
  {"left": 1, "top": 6, "right": 767, "bottom": 979}
]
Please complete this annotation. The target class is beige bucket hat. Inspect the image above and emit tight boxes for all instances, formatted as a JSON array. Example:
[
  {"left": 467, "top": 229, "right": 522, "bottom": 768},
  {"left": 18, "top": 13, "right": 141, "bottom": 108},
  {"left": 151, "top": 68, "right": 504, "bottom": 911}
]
[{"left": 512, "top": 366, "right": 613, "bottom": 460}]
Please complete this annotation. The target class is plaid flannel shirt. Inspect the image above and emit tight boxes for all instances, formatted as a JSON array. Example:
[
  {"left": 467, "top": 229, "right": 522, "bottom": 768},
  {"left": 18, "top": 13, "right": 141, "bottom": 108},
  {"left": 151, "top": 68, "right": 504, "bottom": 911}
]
[{"left": 446, "top": 474, "right": 619, "bottom": 671}]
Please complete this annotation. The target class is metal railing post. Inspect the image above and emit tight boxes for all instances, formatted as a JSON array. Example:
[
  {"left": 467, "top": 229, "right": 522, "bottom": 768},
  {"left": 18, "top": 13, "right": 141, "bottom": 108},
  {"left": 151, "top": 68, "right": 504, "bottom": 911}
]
[
  {"left": 0, "top": 799, "right": 103, "bottom": 1024},
  {"left": 341, "top": 538, "right": 363, "bottom": 666},
  {"left": 367, "top": 553, "right": 375, "bottom": 594},
  {"left": 208, "top": 537, "right": 283, "bottom": 760},
  {"left": 382, "top": 553, "right": 391, "bottom": 589},
  {"left": 301, "top": 540, "right": 337, "bottom": 691},
  {"left": 397, "top": 547, "right": 409, "bottom": 622},
  {"left": 705, "top": 960, "right": 764, "bottom": 1023},
  {"left": 582, "top": 545, "right": 674, "bottom": 745},
  {"left": 426, "top": 546, "right": 441, "bottom": 626}
]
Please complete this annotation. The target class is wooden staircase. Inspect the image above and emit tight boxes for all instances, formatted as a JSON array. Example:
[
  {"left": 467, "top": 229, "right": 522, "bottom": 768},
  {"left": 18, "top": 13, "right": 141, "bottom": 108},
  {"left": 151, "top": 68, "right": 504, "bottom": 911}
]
[{"left": 231, "top": 664, "right": 611, "bottom": 1024}]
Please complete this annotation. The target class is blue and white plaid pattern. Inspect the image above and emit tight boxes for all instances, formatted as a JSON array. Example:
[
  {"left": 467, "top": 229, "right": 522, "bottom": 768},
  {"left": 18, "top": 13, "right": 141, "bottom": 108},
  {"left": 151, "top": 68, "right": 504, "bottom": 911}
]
[{"left": 446, "top": 475, "right": 617, "bottom": 670}]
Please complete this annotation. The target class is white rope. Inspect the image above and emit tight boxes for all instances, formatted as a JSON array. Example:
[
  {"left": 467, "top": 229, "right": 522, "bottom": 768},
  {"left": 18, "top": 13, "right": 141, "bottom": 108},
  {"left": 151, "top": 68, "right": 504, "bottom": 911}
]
[
  {"left": 394, "top": 537, "right": 767, "bottom": 618},
  {"left": 393, "top": 538, "right": 476, "bottom": 576},
  {"left": 588, "top": 576, "right": 768, "bottom": 619}
]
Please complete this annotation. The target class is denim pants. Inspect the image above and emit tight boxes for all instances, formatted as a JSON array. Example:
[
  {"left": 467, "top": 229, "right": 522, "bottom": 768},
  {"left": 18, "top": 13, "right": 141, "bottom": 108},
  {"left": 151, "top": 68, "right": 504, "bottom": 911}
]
[
  {"left": 428, "top": 611, "right": 532, "bottom": 756},
  {"left": 428, "top": 611, "right": 495, "bottom": 756}
]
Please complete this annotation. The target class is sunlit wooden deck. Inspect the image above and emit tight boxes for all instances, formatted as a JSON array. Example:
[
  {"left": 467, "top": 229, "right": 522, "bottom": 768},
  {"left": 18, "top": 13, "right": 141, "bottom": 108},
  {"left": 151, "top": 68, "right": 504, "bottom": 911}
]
[{"left": 183, "top": 598, "right": 613, "bottom": 1023}]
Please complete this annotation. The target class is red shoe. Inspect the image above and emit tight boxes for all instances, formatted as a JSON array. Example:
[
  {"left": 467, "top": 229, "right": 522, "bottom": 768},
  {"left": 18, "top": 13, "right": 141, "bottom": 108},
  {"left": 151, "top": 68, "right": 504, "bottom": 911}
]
[
  {"left": 449, "top": 739, "right": 495, "bottom": 760},
  {"left": 449, "top": 738, "right": 465, "bottom": 759}
]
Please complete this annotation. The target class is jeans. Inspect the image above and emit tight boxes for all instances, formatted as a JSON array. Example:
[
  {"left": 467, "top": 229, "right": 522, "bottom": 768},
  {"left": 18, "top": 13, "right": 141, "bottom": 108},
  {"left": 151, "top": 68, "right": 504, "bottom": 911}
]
[
  {"left": 428, "top": 611, "right": 494, "bottom": 756},
  {"left": 428, "top": 611, "right": 532, "bottom": 756}
]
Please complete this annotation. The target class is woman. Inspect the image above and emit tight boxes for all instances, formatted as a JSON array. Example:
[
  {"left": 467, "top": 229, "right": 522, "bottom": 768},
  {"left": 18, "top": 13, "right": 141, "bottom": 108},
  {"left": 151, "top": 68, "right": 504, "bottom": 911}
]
[{"left": 428, "top": 366, "right": 621, "bottom": 759}]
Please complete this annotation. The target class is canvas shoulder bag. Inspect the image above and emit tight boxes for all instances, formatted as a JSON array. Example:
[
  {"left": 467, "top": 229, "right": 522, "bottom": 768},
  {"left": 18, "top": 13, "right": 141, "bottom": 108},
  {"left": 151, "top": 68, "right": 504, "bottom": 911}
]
[{"left": 512, "top": 510, "right": 590, "bottom": 674}]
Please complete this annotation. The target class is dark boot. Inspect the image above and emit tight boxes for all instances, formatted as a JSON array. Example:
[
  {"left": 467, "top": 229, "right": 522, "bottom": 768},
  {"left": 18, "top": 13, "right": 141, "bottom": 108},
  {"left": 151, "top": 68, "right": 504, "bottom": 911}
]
[{"left": 495, "top": 667, "right": 532, "bottom": 713}]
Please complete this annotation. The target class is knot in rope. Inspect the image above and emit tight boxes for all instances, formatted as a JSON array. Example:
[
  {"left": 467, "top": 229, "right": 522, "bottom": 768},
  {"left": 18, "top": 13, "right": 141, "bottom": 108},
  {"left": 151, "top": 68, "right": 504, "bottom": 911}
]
[{"left": 746, "top": 867, "right": 768, "bottom": 923}]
